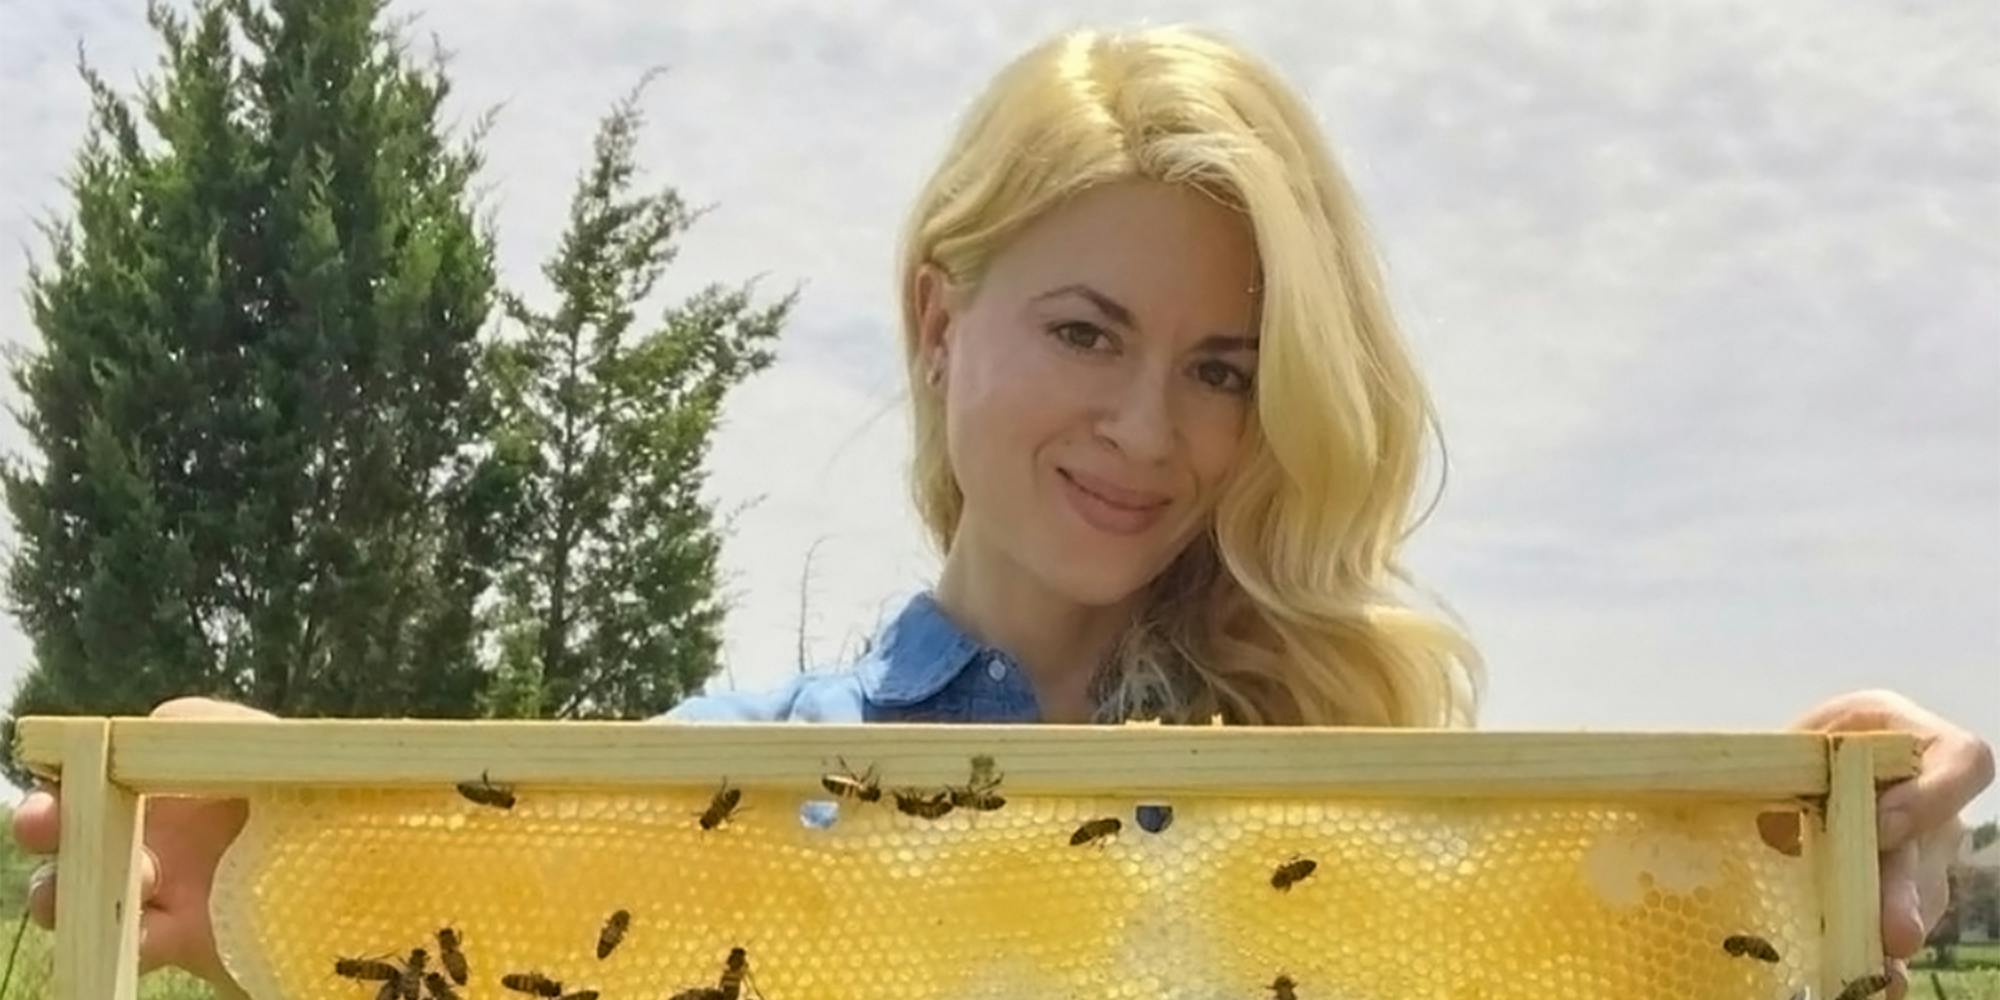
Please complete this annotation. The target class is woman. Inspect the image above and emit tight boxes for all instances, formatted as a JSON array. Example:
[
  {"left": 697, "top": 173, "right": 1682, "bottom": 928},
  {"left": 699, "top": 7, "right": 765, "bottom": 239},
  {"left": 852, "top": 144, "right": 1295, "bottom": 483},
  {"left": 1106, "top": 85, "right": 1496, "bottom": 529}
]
[{"left": 13, "top": 26, "right": 1989, "bottom": 998}]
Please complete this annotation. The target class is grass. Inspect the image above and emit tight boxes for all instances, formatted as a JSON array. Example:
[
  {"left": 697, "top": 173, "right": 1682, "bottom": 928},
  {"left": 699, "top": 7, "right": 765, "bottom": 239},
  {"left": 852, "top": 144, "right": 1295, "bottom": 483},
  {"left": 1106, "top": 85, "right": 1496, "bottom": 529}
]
[
  {"left": 1915, "top": 941, "right": 2000, "bottom": 999},
  {"left": 1926, "top": 941, "right": 2000, "bottom": 967},
  {"left": 0, "top": 923, "right": 217, "bottom": 1000},
  {"left": 1915, "top": 967, "right": 2000, "bottom": 999}
]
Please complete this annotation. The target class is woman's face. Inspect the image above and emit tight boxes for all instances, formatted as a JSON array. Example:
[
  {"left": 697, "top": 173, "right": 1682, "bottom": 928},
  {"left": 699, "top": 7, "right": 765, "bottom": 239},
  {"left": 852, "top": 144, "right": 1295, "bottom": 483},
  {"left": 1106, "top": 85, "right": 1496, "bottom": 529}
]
[{"left": 916, "top": 180, "right": 1262, "bottom": 607}]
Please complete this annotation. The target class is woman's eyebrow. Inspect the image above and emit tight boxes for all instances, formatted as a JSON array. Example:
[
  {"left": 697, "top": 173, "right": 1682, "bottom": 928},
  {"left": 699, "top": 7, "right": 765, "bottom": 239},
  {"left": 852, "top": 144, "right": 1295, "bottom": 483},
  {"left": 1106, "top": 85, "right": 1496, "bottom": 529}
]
[
  {"left": 1032, "top": 283, "right": 1136, "bottom": 329},
  {"left": 1032, "top": 285, "right": 1257, "bottom": 349},
  {"left": 1194, "top": 334, "right": 1258, "bottom": 352}
]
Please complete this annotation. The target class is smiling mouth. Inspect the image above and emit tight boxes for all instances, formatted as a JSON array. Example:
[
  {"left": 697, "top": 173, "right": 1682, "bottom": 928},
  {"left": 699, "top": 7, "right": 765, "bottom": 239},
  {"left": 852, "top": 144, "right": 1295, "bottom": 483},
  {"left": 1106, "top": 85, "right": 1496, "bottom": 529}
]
[
  {"left": 1058, "top": 468, "right": 1170, "bottom": 536},
  {"left": 1061, "top": 468, "right": 1167, "bottom": 508}
]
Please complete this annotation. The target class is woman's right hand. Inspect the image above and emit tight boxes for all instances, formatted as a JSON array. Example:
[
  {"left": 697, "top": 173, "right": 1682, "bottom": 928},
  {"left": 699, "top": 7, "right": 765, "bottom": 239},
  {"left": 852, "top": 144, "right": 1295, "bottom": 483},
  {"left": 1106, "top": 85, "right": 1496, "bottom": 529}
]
[{"left": 11, "top": 696, "right": 267, "bottom": 997}]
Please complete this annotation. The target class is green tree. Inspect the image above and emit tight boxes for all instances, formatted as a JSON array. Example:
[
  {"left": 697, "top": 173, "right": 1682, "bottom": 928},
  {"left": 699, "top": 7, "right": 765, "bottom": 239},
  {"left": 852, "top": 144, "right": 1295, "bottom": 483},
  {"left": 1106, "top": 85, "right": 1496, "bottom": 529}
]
[
  {"left": 483, "top": 77, "right": 791, "bottom": 719},
  {"left": 4, "top": 0, "right": 504, "bottom": 734},
  {"left": 1966, "top": 866, "right": 2000, "bottom": 941}
]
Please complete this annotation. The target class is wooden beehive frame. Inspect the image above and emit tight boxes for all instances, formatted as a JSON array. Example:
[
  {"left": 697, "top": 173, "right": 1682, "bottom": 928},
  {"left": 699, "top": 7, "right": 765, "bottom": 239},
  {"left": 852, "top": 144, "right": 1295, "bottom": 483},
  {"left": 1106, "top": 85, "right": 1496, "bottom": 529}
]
[{"left": 14, "top": 718, "right": 1917, "bottom": 1000}]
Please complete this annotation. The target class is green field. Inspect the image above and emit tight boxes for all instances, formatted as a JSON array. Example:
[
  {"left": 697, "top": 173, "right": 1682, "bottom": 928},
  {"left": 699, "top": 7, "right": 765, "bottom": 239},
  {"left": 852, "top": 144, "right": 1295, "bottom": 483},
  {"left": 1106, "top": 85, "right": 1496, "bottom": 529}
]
[
  {"left": 1915, "top": 940, "right": 2000, "bottom": 999},
  {"left": 1914, "top": 968, "right": 2000, "bottom": 999},
  {"left": 0, "top": 925, "right": 216, "bottom": 999}
]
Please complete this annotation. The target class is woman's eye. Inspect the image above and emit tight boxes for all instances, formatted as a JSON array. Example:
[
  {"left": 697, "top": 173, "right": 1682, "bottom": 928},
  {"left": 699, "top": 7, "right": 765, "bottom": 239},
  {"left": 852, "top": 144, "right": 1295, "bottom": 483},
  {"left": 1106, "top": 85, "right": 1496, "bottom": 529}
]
[
  {"left": 1049, "top": 321, "right": 1109, "bottom": 352},
  {"left": 1193, "top": 359, "right": 1253, "bottom": 395}
]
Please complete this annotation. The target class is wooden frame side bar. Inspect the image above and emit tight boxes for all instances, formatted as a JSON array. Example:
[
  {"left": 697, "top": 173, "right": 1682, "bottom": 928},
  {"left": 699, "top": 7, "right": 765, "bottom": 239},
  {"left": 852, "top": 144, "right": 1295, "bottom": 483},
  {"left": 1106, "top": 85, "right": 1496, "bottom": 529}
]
[
  {"left": 14, "top": 718, "right": 1918, "bottom": 799},
  {"left": 48, "top": 718, "right": 144, "bottom": 1000},
  {"left": 1818, "top": 735, "right": 1887, "bottom": 997}
]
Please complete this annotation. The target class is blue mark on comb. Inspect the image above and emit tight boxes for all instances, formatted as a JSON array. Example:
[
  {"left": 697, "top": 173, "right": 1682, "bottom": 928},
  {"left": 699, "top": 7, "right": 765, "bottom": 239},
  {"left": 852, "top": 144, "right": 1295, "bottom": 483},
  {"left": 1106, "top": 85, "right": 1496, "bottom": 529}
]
[
  {"left": 799, "top": 800, "right": 841, "bottom": 829},
  {"left": 1135, "top": 804, "right": 1174, "bottom": 833}
]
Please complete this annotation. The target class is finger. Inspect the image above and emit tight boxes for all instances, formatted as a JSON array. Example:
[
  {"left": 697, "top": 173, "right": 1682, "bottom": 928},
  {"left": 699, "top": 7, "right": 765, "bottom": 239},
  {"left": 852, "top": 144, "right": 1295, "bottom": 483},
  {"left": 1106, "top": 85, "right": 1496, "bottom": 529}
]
[
  {"left": 1877, "top": 727, "right": 1996, "bottom": 849},
  {"left": 1878, "top": 842, "right": 1925, "bottom": 958},
  {"left": 138, "top": 844, "right": 162, "bottom": 905},
  {"left": 1913, "top": 817, "right": 1959, "bottom": 933},
  {"left": 26, "top": 861, "right": 54, "bottom": 930},
  {"left": 21, "top": 848, "right": 161, "bottom": 931},
  {"left": 11, "top": 789, "right": 60, "bottom": 854},
  {"left": 1883, "top": 957, "right": 1908, "bottom": 1000},
  {"left": 1787, "top": 689, "right": 1995, "bottom": 849},
  {"left": 149, "top": 697, "right": 276, "bottom": 721},
  {"left": 1788, "top": 688, "right": 1915, "bottom": 731}
]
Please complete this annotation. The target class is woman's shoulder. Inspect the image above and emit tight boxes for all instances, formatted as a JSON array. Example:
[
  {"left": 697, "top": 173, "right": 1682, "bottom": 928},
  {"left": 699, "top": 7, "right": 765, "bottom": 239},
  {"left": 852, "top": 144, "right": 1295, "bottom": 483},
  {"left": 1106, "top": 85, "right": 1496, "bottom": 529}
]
[
  {"left": 657, "top": 668, "right": 869, "bottom": 723},
  {"left": 656, "top": 591, "right": 1007, "bottom": 724}
]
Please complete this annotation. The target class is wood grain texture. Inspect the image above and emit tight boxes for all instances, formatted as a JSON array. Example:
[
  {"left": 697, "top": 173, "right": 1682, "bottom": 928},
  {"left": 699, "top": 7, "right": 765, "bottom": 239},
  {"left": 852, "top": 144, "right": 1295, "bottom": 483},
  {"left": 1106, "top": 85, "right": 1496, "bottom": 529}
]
[
  {"left": 50, "top": 719, "right": 143, "bottom": 1000},
  {"left": 1819, "top": 735, "right": 1888, "bottom": 996},
  {"left": 14, "top": 717, "right": 1918, "bottom": 799}
]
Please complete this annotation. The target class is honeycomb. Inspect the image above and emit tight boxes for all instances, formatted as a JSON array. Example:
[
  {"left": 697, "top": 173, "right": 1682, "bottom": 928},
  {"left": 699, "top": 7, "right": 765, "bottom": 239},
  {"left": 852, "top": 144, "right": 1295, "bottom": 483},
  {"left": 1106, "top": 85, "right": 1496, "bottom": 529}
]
[{"left": 213, "top": 763, "right": 1828, "bottom": 1000}]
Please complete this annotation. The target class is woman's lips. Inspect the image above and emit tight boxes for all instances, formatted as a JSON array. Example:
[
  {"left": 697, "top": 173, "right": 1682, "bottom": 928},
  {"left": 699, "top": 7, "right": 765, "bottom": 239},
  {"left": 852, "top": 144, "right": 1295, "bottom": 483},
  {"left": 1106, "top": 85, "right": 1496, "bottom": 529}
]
[{"left": 1058, "top": 467, "right": 1168, "bottom": 536}]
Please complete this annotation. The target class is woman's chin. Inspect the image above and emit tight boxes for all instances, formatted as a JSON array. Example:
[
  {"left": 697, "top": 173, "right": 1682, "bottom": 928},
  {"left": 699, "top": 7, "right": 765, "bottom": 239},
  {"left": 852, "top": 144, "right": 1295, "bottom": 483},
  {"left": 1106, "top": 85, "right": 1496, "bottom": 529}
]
[{"left": 1032, "top": 545, "right": 1174, "bottom": 609}]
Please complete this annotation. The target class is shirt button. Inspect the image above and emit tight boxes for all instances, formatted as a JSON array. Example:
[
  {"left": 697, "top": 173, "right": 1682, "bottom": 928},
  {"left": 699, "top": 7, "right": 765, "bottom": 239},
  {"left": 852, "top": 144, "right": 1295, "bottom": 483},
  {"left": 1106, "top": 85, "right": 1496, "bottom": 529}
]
[{"left": 986, "top": 657, "right": 1008, "bottom": 681}]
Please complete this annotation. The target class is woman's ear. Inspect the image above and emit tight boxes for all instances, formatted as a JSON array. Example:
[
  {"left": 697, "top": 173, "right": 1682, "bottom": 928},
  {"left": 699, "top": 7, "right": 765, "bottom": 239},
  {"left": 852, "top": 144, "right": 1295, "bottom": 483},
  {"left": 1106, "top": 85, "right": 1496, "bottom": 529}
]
[{"left": 912, "top": 263, "right": 954, "bottom": 384}]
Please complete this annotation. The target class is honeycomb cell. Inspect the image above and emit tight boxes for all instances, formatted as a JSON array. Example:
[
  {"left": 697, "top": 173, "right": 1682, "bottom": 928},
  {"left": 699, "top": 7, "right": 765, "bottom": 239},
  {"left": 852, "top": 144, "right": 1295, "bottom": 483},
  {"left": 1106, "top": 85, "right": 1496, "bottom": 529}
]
[{"left": 216, "top": 784, "right": 1822, "bottom": 999}]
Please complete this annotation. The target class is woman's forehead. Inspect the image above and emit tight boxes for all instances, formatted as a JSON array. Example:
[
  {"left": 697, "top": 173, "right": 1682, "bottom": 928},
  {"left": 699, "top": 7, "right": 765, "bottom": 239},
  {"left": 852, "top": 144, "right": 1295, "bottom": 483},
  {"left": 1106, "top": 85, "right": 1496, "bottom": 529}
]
[{"left": 987, "top": 181, "right": 1261, "bottom": 328}]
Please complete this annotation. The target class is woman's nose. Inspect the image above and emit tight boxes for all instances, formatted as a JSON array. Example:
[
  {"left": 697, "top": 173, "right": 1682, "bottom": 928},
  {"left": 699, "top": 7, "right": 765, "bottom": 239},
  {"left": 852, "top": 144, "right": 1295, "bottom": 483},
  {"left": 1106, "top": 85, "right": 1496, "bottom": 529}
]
[{"left": 1096, "top": 372, "right": 1175, "bottom": 464}]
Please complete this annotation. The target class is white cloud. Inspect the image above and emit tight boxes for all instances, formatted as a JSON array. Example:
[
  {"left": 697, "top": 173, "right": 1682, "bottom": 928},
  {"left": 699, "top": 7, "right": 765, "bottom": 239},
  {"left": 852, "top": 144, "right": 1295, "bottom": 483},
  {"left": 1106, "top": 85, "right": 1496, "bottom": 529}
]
[{"left": 0, "top": 0, "right": 1992, "bottom": 816}]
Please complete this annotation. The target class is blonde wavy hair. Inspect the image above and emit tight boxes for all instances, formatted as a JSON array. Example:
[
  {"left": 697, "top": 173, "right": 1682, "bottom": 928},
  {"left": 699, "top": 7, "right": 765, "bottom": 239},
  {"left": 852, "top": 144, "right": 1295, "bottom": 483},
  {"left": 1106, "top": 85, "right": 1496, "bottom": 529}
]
[{"left": 898, "top": 26, "right": 1481, "bottom": 728}]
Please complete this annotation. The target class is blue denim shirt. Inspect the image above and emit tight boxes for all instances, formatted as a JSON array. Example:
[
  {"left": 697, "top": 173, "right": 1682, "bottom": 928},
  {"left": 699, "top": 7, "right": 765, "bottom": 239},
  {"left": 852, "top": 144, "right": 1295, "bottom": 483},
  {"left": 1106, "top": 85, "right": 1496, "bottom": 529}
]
[{"left": 662, "top": 592, "right": 1043, "bottom": 723}]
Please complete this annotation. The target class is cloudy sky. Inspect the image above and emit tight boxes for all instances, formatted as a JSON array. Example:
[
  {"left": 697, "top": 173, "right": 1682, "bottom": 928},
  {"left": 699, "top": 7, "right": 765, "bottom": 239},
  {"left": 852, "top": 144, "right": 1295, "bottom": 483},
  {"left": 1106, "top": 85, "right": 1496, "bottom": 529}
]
[{"left": 2, "top": 0, "right": 1994, "bottom": 815}]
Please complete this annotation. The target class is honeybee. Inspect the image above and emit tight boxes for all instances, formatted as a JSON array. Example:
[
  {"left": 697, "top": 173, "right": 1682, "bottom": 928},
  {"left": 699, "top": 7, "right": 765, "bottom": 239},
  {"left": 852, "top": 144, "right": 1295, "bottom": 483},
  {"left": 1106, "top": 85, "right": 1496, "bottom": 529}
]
[
  {"left": 1721, "top": 934, "right": 1781, "bottom": 963},
  {"left": 1070, "top": 817, "right": 1122, "bottom": 847},
  {"left": 454, "top": 770, "right": 516, "bottom": 810},
  {"left": 951, "top": 785, "right": 1006, "bottom": 811},
  {"left": 968, "top": 754, "right": 998, "bottom": 785},
  {"left": 668, "top": 946, "right": 753, "bottom": 1000},
  {"left": 596, "top": 908, "right": 631, "bottom": 959},
  {"left": 699, "top": 780, "right": 744, "bottom": 830},
  {"left": 434, "top": 927, "right": 469, "bottom": 985},
  {"left": 820, "top": 757, "right": 882, "bottom": 803},
  {"left": 717, "top": 946, "right": 752, "bottom": 1000},
  {"left": 501, "top": 971, "right": 565, "bottom": 997},
  {"left": 1833, "top": 973, "right": 1891, "bottom": 1000},
  {"left": 949, "top": 754, "right": 1006, "bottom": 811},
  {"left": 892, "top": 787, "right": 956, "bottom": 820},
  {"left": 555, "top": 993, "right": 600, "bottom": 1000},
  {"left": 333, "top": 956, "right": 400, "bottom": 981},
  {"left": 1269, "top": 974, "right": 1299, "bottom": 1000},
  {"left": 1270, "top": 856, "right": 1318, "bottom": 892},
  {"left": 395, "top": 949, "right": 427, "bottom": 1000},
  {"left": 422, "top": 972, "right": 461, "bottom": 1000}
]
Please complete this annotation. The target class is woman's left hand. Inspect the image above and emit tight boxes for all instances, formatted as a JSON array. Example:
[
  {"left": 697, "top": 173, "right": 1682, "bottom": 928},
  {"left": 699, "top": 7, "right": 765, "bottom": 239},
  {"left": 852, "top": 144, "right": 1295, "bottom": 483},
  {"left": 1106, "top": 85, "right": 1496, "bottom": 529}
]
[{"left": 1792, "top": 689, "right": 1995, "bottom": 999}]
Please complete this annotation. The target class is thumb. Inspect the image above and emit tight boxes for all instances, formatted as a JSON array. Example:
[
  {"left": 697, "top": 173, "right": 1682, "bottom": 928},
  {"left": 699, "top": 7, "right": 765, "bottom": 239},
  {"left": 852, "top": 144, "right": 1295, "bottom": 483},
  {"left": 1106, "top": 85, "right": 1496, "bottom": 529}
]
[
  {"left": 1875, "top": 726, "right": 1992, "bottom": 850},
  {"left": 148, "top": 697, "right": 276, "bottom": 722}
]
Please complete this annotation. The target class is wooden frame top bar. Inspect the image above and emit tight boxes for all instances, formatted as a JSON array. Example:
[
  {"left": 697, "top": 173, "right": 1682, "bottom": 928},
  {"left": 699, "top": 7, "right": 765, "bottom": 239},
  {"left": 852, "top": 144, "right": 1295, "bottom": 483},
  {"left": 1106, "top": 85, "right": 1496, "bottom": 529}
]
[{"left": 14, "top": 718, "right": 1917, "bottom": 799}]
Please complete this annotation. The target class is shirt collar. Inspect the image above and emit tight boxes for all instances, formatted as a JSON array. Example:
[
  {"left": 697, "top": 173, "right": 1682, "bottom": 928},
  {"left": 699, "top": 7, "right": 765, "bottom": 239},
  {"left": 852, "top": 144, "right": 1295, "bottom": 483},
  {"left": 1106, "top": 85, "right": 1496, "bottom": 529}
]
[{"left": 854, "top": 592, "right": 988, "bottom": 706}]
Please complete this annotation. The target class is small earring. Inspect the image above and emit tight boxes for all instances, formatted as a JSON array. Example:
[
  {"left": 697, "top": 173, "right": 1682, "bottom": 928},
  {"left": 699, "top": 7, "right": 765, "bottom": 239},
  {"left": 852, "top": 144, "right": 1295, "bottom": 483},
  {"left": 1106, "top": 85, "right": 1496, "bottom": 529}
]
[{"left": 926, "top": 365, "right": 944, "bottom": 389}]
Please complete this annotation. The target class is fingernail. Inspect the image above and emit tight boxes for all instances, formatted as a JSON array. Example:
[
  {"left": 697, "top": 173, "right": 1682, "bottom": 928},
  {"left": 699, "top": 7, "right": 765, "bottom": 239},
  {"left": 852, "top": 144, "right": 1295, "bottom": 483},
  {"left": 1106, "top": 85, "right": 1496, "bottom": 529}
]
[
  {"left": 27, "top": 860, "right": 55, "bottom": 895},
  {"left": 1877, "top": 807, "right": 1912, "bottom": 846}
]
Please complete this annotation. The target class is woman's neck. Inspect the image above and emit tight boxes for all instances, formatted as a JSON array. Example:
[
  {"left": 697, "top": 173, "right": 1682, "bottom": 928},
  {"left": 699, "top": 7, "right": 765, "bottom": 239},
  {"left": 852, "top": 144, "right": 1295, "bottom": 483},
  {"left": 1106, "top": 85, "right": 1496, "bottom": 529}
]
[{"left": 933, "top": 529, "right": 1137, "bottom": 724}]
